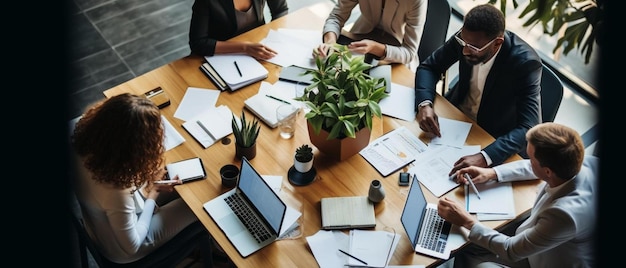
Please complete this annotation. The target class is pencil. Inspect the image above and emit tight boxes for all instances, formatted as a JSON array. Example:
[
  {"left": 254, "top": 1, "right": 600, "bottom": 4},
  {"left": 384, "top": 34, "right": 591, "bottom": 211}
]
[{"left": 338, "top": 249, "right": 367, "bottom": 265}]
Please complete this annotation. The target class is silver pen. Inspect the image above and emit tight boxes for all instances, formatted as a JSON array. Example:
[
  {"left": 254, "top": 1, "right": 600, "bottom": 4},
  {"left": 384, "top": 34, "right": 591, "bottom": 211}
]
[{"left": 464, "top": 173, "right": 481, "bottom": 199}]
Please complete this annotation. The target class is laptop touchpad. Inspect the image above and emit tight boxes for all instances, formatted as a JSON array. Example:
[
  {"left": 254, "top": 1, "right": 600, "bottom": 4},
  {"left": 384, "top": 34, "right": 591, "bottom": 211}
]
[{"left": 220, "top": 213, "right": 246, "bottom": 235}]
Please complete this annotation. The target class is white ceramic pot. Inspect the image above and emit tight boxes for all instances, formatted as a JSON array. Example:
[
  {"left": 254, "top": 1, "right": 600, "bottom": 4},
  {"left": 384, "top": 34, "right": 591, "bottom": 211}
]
[{"left": 294, "top": 156, "right": 314, "bottom": 173}]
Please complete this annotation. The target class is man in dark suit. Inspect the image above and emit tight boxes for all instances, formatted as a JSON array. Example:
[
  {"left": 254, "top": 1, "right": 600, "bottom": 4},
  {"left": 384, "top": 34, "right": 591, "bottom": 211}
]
[{"left": 414, "top": 4, "right": 541, "bottom": 174}]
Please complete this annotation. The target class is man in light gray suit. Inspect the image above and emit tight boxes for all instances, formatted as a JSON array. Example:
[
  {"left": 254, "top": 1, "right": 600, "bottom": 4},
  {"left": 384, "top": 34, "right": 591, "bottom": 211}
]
[{"left": 439, "top": 122, "right": 597, "bottom": 267}]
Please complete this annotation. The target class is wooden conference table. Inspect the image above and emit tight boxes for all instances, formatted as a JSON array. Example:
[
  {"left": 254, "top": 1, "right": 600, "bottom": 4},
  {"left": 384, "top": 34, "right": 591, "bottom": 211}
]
[{"left": 103, "top": 2, "right": 541, "bottom": 267}]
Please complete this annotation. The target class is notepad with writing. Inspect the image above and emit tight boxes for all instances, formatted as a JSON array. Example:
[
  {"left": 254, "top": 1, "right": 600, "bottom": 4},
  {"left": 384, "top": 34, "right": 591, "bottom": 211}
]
[
  {"left": 182, "top": 105, "right": 234, "bottom": 148},
  {"left": 202, "top": 55, "right": 268, "bottom": 91},
  {"left": 165, "top": 157, "right": 206, "bottom": 183},
  {"left": 321, "top": 196, "right": 376, "bottom": 230}
]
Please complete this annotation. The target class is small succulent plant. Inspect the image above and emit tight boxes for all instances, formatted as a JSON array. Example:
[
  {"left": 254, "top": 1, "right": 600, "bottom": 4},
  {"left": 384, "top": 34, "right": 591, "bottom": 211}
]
[{"left": 295, "top": 144, "right": 313, "bottom": 162}]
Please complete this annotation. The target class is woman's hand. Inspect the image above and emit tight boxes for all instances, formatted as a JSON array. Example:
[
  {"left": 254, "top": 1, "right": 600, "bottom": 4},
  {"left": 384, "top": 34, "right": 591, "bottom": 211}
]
[{"left": 244, "top": 43, "right": 277, "bottom": 60}]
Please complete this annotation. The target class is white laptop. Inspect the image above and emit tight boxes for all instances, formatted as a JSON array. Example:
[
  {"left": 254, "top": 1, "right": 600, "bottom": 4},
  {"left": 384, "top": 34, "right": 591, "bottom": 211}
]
[
  {"left": 203, "top": 157, "right": 299, "bottom": 257},
  {"left": 401, "top": 175, "right": 454, "bottom": 259}
]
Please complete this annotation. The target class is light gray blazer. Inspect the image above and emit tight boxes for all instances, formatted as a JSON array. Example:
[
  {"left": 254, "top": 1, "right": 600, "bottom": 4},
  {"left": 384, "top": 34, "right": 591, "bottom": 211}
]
[
  {"left": 323, "top": 0, "right": 427, "bottom": 67},
  {"left": 469, "top": 155, "right": 598, "bottom": 267}
]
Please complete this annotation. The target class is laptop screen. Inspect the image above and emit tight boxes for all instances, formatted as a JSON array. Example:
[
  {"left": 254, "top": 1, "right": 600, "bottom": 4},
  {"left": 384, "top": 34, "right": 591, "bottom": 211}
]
[
  {"left": 238, "top": 157, "right": 287, "bottom": 234},
  {"left": 401, "top": 175, "right": 427, "bottom": 247}
]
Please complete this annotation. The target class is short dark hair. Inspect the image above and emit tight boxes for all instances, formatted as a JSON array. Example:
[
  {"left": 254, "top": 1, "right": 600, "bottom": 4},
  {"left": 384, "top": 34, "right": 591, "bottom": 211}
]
[{"left": 463, "top": 4, "right": 506, "bottom": 39}]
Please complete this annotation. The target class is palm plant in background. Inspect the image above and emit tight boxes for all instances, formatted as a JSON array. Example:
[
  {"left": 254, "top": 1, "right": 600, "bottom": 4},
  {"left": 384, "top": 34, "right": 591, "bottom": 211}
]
[{"left": 490, "top": 0, "right": 604, "bottom": 64}]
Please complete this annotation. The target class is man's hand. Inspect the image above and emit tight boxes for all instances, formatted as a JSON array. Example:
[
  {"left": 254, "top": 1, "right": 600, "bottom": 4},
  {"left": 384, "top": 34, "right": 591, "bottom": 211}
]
[
  {"left": 438, "top": 197, "right": 476, "bottom": 230},
  {"left": 449, "top": 153, "right": 488, "bottom": 176},
  {"left": 416, "top": 105, "right": 441, "bottom": 137}
]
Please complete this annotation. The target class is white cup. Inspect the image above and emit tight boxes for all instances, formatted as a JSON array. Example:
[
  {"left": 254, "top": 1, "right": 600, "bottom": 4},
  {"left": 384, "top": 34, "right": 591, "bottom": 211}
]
[{"left": 276, "top": 104, "right": 299, "bottom": 139}]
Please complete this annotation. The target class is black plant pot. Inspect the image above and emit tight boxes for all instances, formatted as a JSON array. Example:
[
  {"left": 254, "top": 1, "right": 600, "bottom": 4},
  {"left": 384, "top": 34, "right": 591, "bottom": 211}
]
[{"left": 235, "top": 143, "right": 256, "bottom": 160}]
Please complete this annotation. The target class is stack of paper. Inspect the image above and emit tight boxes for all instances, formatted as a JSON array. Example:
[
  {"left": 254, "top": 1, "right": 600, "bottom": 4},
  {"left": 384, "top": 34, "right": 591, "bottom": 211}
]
[
  {"left": 201, "top": 54, "right": 268, "bottom": 91},
  {"left": 348, "top": 229, "right": 401, "bottom": 267},
  {"left": 466, "top": 181, "right": 516, "bottom": 220}
]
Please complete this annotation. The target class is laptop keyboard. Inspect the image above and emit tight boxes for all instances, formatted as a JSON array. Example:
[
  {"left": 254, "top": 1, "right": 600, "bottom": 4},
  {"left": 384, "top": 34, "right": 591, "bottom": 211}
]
[
  {"left": 225, "top": 194, "right": 272, "bottom": 243},
  {"left": 417, "top": 207, "right": 448, "bottom": 253}
]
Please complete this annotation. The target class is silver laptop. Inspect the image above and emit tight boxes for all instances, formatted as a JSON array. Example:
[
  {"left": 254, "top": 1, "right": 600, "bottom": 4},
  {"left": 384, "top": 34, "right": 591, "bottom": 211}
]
[
  {"left": 203, "top": 157, "right": 288, "bottom": 257},
  {"left": 401, "top": 175, "right": 453, "bottom": 259}
]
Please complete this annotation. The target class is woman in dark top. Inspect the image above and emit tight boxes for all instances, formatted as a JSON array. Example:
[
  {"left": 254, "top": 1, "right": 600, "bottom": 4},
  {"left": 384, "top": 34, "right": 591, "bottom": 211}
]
[{"left": 189, "top": 0, "right": 288, "bottom": 60}]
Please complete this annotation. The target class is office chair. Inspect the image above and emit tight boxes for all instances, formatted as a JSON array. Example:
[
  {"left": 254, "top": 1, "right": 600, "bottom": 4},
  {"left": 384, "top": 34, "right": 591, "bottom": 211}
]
[
  {"left": 417, "top": 0, "right": 451, "bottom": 95},
  {"left": 70, "top": 192, "right": 213, "bottom": 268},
  {"left": 539, "top": 64, "right": 564, "bottom": 123}
]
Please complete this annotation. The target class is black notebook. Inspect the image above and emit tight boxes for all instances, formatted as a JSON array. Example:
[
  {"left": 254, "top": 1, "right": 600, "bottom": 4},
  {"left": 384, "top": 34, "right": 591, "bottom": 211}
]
[{"left": 165, "top": 157, "right": 206, "bottom": 183}]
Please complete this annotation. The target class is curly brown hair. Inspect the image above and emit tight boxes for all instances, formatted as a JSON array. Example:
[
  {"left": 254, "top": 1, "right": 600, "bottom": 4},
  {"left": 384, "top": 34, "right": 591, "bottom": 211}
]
[{"left": 72, "top": 93, "right": 165, "bottom": 189}]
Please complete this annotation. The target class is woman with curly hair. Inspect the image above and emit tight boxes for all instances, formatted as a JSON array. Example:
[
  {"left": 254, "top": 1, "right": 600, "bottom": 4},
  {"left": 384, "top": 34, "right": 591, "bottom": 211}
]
[{"left": 71, "top": 93, "right": 211, "bottom": 265}]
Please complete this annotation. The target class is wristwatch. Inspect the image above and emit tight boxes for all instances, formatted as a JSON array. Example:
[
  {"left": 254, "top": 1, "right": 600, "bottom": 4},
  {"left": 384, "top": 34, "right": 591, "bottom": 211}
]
[{"left": 418, "top": 101, "right": 433, "bottom": 109}]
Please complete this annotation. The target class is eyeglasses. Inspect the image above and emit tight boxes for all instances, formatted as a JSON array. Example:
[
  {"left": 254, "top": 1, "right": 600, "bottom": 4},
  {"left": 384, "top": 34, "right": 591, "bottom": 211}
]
[{"left": 454, "top": 30, "right": 498, "bottom": 53}]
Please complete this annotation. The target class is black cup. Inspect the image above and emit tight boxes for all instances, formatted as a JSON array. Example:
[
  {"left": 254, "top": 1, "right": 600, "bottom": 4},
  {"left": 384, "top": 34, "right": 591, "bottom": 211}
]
[{"left": 220, "top": 164, "right": 239, "bottom": 188}]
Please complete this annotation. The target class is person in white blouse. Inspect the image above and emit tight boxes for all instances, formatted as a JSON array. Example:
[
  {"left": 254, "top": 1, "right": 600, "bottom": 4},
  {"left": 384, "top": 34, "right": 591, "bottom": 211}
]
[
  {"left": 71, "top": 93, "right": 213, "bottom": 265},
  {"left": 440, "top": 122, "right": 598, "bottom": 267}
]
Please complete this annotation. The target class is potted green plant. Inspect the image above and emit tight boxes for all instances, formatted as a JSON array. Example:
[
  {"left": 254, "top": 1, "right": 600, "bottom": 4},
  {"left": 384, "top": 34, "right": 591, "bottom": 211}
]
[
  {"left": 295, "top": 44, "right": 389, "bottom": 160},
  {"left": 231, "top": 111, "right": 260, "bottom": 160},
  {"left": 294, "top": 144, "right": 314, "bottom": 173}
]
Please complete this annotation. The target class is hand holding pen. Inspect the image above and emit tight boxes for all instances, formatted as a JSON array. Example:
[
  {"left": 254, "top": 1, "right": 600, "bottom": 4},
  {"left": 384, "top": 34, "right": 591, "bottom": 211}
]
[
  {"left": 448, "top": 172, "right": 481, "bottom": 199},
  {"left": 464, "top": 173, "right": 481, "bottom": 199}
]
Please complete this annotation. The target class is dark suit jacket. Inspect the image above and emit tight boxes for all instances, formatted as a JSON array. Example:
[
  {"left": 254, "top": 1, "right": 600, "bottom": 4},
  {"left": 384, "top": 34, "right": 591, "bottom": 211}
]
[
  {"left": 415, "top": 31, "right": 542, "bottom": 165},
  {"left": 189, "top": 0, "right": 288, "bottom": 56}
]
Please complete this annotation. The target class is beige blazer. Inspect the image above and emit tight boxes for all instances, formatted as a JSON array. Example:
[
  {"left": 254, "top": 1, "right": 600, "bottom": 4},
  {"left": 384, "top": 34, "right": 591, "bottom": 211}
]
[{"left": 323, "top": 0, "right": 427, "bottom": 68}]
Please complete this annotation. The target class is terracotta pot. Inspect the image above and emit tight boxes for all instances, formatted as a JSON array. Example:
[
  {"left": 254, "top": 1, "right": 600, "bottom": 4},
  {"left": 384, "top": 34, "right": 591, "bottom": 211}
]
[
  {"left": 235, "top": 143, "right": 256, "bottom": 160},
  {"left": 307, "top": 122, "right": 371, "bottom": 161}
]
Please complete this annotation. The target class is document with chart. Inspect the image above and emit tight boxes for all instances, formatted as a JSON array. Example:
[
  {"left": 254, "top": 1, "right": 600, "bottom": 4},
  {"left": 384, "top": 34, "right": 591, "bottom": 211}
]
[
  {"left": 408, "top": 144, "right": 480, "bottom": 197},
  {"left": 359, "top": 126, "right": 428, "bottom": 177}
]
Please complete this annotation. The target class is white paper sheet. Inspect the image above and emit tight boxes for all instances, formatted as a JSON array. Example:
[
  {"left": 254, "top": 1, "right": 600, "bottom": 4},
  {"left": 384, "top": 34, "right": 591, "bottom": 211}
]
[
  {"left": 161, "top": 115, "right": 185, "bottom": 151},
  {"left": 379, "top": 83, "right": 417, "bottom": 121},
  {"left": 430, "top": 117, "right": 472, "bottom": 147},
  {"left": 409, "top": 145, "right": 480, "bottom": 197},
  {"left": 173, "top": 87, "right": 220, "bottom": 121}
]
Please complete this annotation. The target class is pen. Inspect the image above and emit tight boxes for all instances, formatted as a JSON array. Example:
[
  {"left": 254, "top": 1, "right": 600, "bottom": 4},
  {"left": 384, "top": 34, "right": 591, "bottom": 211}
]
[
  {"left": 154, "top": 180, "right": 178, "bottom": 185},
  {"left": 338, "top": 249, "right": 367, "bottom": 265},
  {"left": 234, "top": 60, "right": 242, "bottom": 77},
  {"left": 265, "top": 95, "right": 291, "bottom": 105},
  {"left": 464, "top": 173, "right": 481, "bottom": 199},
  {"left": 197, "top": 120, "right": 217, "bottom": 142}
]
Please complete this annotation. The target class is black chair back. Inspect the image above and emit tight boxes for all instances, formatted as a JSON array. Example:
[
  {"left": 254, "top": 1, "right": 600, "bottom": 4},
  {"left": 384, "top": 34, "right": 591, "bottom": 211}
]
[{"left": 417, "top": 0, "right": 451, "bottom": 62}]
